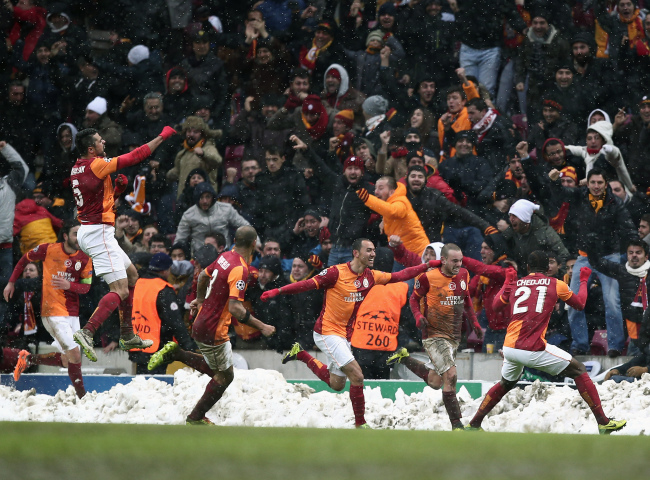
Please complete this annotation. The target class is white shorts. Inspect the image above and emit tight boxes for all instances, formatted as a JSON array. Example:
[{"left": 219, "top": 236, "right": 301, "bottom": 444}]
[
  {"left": 77, "top": 224, "right": 131, "bottom": 283},
  {"left": 423, "top": 337, "right": 459, "bottom": 375},
  {"left": 313, "top": 332, "right": 355, "bottom": 377},
  {"left": 196, "top": 340, "right": 233, "bottom": 372},
  {"left": 42, "top": 316, "right": 80, "bottom": 352},
  {"left": 501, "top": 344, "right": 572, "bottom": 382}
]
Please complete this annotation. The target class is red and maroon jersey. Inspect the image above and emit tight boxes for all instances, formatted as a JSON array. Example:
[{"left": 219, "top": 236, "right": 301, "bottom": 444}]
[
  {"left": 502, "top": 273, "right": 574, "bottom": 351},
  {"left": 412, "top": 267, "right": 471, "bottom": 342},
  {"left": 27, "top": 243, "right": 93, "bottom": 317},
  {"left": 70, "top": 156, "right": 119, "bottom": 225},
  {"left": 312, "top": 263, "right": 392, "bottom": 340},
  {"left": 192, "top": 250, "right": 249, "bottom": 346}
]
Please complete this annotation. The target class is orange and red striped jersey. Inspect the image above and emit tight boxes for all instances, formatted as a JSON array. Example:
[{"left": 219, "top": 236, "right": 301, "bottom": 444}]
[
  {"left": 312, "top": 263, "right": 393, "bottom": 340},
  {"left": 412, "top": 267, "right": 471, "bottom": 342},
  {"left": 70, "top": 156, "right": 119, "bottom": 225},
  {"left": 502, "top": 273, "right": 573, "bottom": 351},
  {"left": 27, "top": 243, "right": 92, "bottom": 317},
  {"left": 192, "top": 250, "right": 249, "bottom": 346}
]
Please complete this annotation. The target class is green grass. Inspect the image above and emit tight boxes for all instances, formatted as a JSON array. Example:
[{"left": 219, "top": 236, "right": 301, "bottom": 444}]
[{"left": 0, "top": 422, "right": 648, "bottom": 480}]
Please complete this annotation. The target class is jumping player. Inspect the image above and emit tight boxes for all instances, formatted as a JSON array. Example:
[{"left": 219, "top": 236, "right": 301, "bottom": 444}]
[
  {"left": 261, "top": 238, "right": 439, "bottom": 429},
  {"left": 184, "top": 225, "right": 275, "bottom": 425},
  {"left": 3, "top": 220, "right": 92, "bottom": 397},
  {"left": 465, "top": 251, "right": 627, "bottom": 434},
  {"left": 70, "top": 125, "right": 176, "bottom": 361},
  {"left": 408, "top": 243, "right": 483, "bottom": 431}
]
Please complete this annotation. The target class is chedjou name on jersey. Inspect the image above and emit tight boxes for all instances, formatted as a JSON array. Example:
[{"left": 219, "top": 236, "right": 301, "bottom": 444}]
[{"left": 516, "top": 278, "right": 551, "bottom": 287}]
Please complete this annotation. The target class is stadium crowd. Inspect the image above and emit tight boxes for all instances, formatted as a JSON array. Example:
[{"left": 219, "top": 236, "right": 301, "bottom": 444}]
[{"left": 2, "top": 0, "right": 650, "bottom": 380}]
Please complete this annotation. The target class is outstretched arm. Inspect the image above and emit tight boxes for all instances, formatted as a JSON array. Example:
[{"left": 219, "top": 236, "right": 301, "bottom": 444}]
[
  {"left": 229, "top": 299, "right": 275, "bottom": 337},
  {"left": 116, "top": 127, "right": 176, "bottom": 169},
  {"left": 261, "top": 277, "right": 319, "bottom": 301},
  {"left": 563, "top": 268, "right": 591, "bottom": 310},
  {"left": 492, "top": 268, "right": 518, "bottom": 313},
  {"left": 388, "top": 260, "right": 440, "bottom": 283}
]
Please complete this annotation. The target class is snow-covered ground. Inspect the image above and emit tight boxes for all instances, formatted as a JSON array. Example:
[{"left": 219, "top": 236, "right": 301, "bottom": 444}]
[{"left": 1, "top": 368, "right": 648, "bottom": 434}]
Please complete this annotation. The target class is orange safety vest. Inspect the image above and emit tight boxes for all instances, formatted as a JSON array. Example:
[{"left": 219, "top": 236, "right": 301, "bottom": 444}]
[
  {"left": 131, "top": 277, "right": 171, "bottom": 353},
  {"left": 351, "top": 282, "right": 408, "bottom": 351}
]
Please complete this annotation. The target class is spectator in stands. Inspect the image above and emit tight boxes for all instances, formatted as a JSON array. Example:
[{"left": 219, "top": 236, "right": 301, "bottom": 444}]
[
  {"left": 288, "top": 209, "right": 322, "bottom": 258},
  {"left": 361, "top": 95, "right": 393, "bottom": 152},
  {"left": 174, "top": 168, "right": 208, "bottom": 226},
  {"left": 321, "top": 63, "right": 366, "bottom": 123},
  {"left": 466, "top": 97, "right": 516, "bottom": 171},
  {"left": 298, "top": 21, "right": 351, "bottom": 83},
  {"left": 175, "top": 181, "right": 250, "bottom": 254},
  {"left": 163, "top": 66, "right": 192, "bottom": 124},
  {"left": 613, "top": 95, "right": 650, "bottom": 192},
  {"left": 204, "top": 233, "right": 227, "bottom": 255},
  {"left": 550, "top": 168, "right": 637, "bottom": 356},
  {"left": 167, "top": 116, "right": 223, "bottom": 200},
  {"left": 0, "top": 81, "right": 35, "bottom": 179},
  {"left": 149, "top": 233, "right": 171, "bottom": 255},
  {"left": 82, "top": 96, "right": 123, "bottom": 158},
  {"left": 13, "top": 192, "right": 62, "bottom": 254},
  {"left": 281, "top": 68, "right": 311, "bottom": 113},
  {"left": 286, "top": 253, "right": 323, "bottom": 349},
  {"left": 437, "top": 71, "right": 480, "bottom": 157},
  {"left": 527, "top": 98, "right": 579, "bottom": 154},
  {"left": 639, "top": 214, "right": 650, "bottom": 248}
]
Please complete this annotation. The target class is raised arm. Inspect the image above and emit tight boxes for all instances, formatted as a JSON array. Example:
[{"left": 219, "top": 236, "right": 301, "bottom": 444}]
[
  {"left": 116, "top": 127, "right": 176, "bottom": 170},
  {"left": 388, "top": 260, "right": 440, "bottom": 283}
]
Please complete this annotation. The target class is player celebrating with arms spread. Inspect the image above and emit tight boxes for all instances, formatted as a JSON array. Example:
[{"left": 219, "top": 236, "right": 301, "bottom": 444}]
[
  {"left": 466, "top": 251, "right": 626, "bottom": 434},
  {"left": 4, "top": 220, "right": 92, "bottom": 397},
  {"left": 409, "top": 243, "right": 482, "bottom": 431},
  {"left": 71, "top": 125, "right": 177, "bottom": 361},
  {"left": 262, "top": 238, "right": 439, "bottom": 429}
]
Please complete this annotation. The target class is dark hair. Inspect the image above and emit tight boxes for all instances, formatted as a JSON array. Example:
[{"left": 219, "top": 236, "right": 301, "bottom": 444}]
[
  {"left": 76, "top": 128, "right": 99, "bottom": 155},
  {"left": 150, "top": 233, "right": 171, "bottom": 250},
  {"left": 265, "top": 145, "right": 284, "bottom": 158},
  {"left": 379, "top": 175, "right": 397, "bottom": 190},
  {"left": 352, "top": 237, "right": 371, "bottom": 254},
  {"left": 466, "top": 98, "right": 488, "bottom": 111},
  {"left": 59, "top": 219, "right": 80, "bottom": 241},
  {"left": 641, "top": 213, "right": 650, "bottom": 224},
  {"left": 290, "top": 68, "right": 310, "bottom": 82},
  {"left": 627, "top": 239, "right": 649, "bottom": 256},
  {"left": 171, "top": 241, "right": 191, "bottom": 259},
  {"left": 544, "top": 139, "right": 563, "bottom": 151},
  {"left": 8, "top": 80, "right": 24, "bottom": 90},
  {"left": 446, "top": 85, "right": 466, "bottom": 100},
  {"left": 206, "top": 232, "right": 227, "bottom": 248},
  {"left": 527, "top": 250, "right": 549, "bottom": 273},
  {"left": 586, "top": 168, "right": 608, "bottom": 182},
  {"left": 242, "top": 157, "right": 260, "bottom": 167}
]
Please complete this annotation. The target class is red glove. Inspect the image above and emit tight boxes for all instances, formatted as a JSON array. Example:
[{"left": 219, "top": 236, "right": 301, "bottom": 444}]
[
  {"left": 114, "top": 174, "right": 128, "bottom": 196},
  {"left": 484, "top": 226, "right": 498, "bottom": 235},
  {"left": 427, "top": 260, "right": 441, "bottom": 268},
  {"left": 505, "top": 267, "right": 518, "bottom": 284},
  {"left": 415, "top": 315, "right": 427, "bottom": 329},
  {"left": 261, "top": 289, "right": 280, "bottom": 302},
  {"left": 356, "top": 188, "right": 369, "bottom": 202},
  {"left": 579, "top": 267, "right": 592, "bottom": 283},
  {"left": 159, "top": 126, "right": 177, "bottom": 140},
  {"left": 309, "top": 254, "right": 323, "bottom": 270}
]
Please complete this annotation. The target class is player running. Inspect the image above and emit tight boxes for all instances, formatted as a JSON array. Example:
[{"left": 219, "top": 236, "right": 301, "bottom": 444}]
[
  {"left": 261, "top": 238, "right": 439, "bottom": 429},
  {"left": 182, "top": 225, "right": 275, "bottom": 425},
  {"left": 70, "top": 126, "right": 176, "bottom": 361},
  {"left": 465, "top": 251, "right": 626, "bottom": 434},
  {"left": 408, "top": 243, "right": 483, "bottom": 431},
  {"left": 3, "top": 220, "right": 92, "bottom": 397}
]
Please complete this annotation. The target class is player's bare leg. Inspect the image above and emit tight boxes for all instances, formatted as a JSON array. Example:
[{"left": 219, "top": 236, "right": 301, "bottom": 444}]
[
  {"left": 440, "top": 366, "right": 464, "bottom": 430},
  {"left": 340, "top": 360, "right": 369, "bottom": 428},
  {"left": 186, "top": 367, "right": 234, "bottom": 425},
  {"left": 561, "top": 358, "right": 626, "bottom": 434}
]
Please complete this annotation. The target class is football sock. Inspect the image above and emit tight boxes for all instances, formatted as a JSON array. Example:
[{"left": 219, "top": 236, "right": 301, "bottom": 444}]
[
  {"left": 30, "top": 352, "right": 63, "bottom": 367},
  {"left": 67, "top": 362, "right": 86, "bottom": 399},
  {"left": 84, "top": 292, "right": 121, "bottom": 335},
  {"left": 119, "top": 286, "right": 135, "bottom": 338},
  {"left": 175, "top": 349, "right": 214, "bottom": 376},
  {"left": 0, "top": 348, "right": 20, "bottom": 371},
  {"left": 187, "top": 379, "right": 227, "bottom": 421},
  {"left": 442, "top": 391, "right": 463, "bottom": 428},
  {"left": 297, "top": 350, "right": 330, "bottom": 385},
  {"left": 402, "top": 356, "right": 431, "bottom": 382},
  {"left": 574, "top": 372, "right": 609, "bottom": 425},
  {"left": 349, "top": 384, "right": 366, "bottom": 427},
  {"left": 470, "top": 382, "right": 508, "bottom": 428}
]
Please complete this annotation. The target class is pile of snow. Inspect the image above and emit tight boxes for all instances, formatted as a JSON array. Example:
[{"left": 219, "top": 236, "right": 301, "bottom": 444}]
[{"left": 1, "top": 368, "right": 648, "bottom": 434}]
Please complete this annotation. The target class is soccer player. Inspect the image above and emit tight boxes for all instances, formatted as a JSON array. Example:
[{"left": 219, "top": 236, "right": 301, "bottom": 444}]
[
  {"left": 465, "top": 251, "right": 627, "bottom": 434},
  {"left": 3, "top": 220, "right": 92, "bottom": 398},
  {"left": 70, "top": 125, "right": 176, "bottom": 362},
  {"left": 185, "top": 225, "right": 276, "bottom": 425},
  {"left": 407, "top": 243, "right": 482, "bottom": 431},
  {"left": 261, "top": 238, "right": 439, "bottom": 429}
]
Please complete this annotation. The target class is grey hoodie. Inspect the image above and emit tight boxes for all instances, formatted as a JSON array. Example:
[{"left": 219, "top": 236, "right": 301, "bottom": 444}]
[{"left": 0, "top": 144, "right": 29, "bottom": 244}]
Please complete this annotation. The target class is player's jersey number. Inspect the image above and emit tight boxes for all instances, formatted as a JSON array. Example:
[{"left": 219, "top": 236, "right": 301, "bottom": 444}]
[
  {"left": 513, "top": 286, "right": 548, "bottom": 315},
  {"left": 205, "top": 269, "right": 219, "bottom": 298},
  {"left": 72, "top": 179, "right": 83, "bottom": 207}
]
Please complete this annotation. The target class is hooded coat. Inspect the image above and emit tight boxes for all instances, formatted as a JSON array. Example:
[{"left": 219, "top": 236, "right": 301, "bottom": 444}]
[{"left": 175, "top": 182, "right": 250, "bottom": 254}]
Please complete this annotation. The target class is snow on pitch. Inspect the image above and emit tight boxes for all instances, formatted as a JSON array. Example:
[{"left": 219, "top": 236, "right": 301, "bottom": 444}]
[{"left": 1, "top": 368, "right": 649, "bottom": 434}]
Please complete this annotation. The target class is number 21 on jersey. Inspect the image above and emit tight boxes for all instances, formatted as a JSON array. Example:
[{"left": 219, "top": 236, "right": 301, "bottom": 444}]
[{"left": 513, "top": 285, "right": 548, "bottom": 314}]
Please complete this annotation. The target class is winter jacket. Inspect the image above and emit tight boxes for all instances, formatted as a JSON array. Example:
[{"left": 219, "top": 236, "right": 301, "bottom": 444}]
[
  {"left": 13, "top": 199, "right": 63, "bottom": 254},
  {"left": 613, "top": 115, "right": 650, "bottom": 191},
  {"left": 515, "top": 25, "right": 570, "bottom": 85},
  {"left": 501, "top": 213, "right": 569, "bottom": 275},
  {"left": 438, "top": 152, "right": 494, "bottom": 208},
  {"left": 455, "top": 0, "right": 527, "bottom": 49},
  {"left": 167, "top": 139, "right": 222, "bottom": 199},
  {"left": 344, "top": 36, "right": 405, "bottom": 97},
  {"left": 361, "top": 182, "right": 430, "bottom": 255},
  {"left": 175, "top": 182, "right": 250, "bottom": 253},
  {"left": 180, "top": 52, "right": 229, "bottom": 126},
  {"left": 0, "top": 144, "right": 28, "bottom": 245}
]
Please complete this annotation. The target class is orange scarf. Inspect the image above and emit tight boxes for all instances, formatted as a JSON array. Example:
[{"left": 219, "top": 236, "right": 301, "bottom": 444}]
[{"left": 183, "top": 138, "right": 205, "bottom": 152}]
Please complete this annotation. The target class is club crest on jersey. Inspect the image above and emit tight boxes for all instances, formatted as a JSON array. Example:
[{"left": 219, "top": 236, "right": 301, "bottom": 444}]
[
  {"left": 75, "top": 261, "right": 82, "bottom": 271},
  {"left": 319, "top": 269, "right": 328, "bottom": 276},
  {"left": 449, "top": 282, "right": 456, "bottom": 290},
  {"left": 354, "top": 280, "right": 362, "bottom": 288},
  {"left": 460, "top": 280, "right": 466, "bottom": 290},
  {"left": 103, "top": 157, "right": 111, "bottom": 163},
  {"left": 235, "top": 280, "right": 246, "bottom": 290},
  {"left": 415, "top": 279, "right": 420, "bottom": 289},
  {"left": 363, "top": 278, "right": 369, "bottom": 288},
  {"left": 64, "top": 259, "right": 72, "bottom": 268}
]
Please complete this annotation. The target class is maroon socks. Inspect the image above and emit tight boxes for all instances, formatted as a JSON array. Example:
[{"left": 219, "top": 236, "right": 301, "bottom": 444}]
[
  {"left": 84, "top": 292, "right": 121, "bottom": 335},
  {"left": 30, "top": 352, "right": 63, "bottom": 367},
  {"left": 470, "top": 382, "right": 508, "bottom": 428},
  {"left": 442, "top": 391, "right": 463, "bottom": 429},
  {"left": 296, "top": 350, "right": 331, "bottom": 386},
  {"left": 574, "top": 372, "right": 609, "bottom": 425},
  {"left": 119, "top": 286, "right": 135, "bottom": 337},
  {"left": 174, "top": 349, "right": 214, "bottom": 376},
  {"left": 349, "top": 384, "right": 366, "bottom": 427},
  {"left": 187, "top": 379, "right": 227, "bottom": 421},
  {"left": 67, "top": 362, "right": 86, "bottom": 398}
]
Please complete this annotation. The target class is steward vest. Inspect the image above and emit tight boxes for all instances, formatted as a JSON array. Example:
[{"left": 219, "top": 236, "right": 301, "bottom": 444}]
[
  {"left": 131, "top": 277, "right": 171, "bottom": 353},
  {"left": 351, "top": 282, "right": 407, "bottom": 351}
]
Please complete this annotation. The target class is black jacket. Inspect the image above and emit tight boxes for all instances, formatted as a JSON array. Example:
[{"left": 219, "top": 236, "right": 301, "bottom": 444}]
[
  {"left": 437, "top": 153, "right": 494, "bottom": 208},
  {"left": 249, "top": 275, "right": 292, "bottom": 352},
  {"left": 455, "top": 0, "right": 527, "bottom": 49}
]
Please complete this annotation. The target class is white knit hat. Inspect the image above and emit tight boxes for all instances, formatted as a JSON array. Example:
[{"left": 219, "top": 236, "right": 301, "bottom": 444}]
[
  {"left": 509, "top": 199, "right": 540, "bottom": 223},
  {"left": 86, "top": 96, "right": 107, "bottom": 115},
  {"left": 128, "top": 45, "right": 150, "bottom": 65}
]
